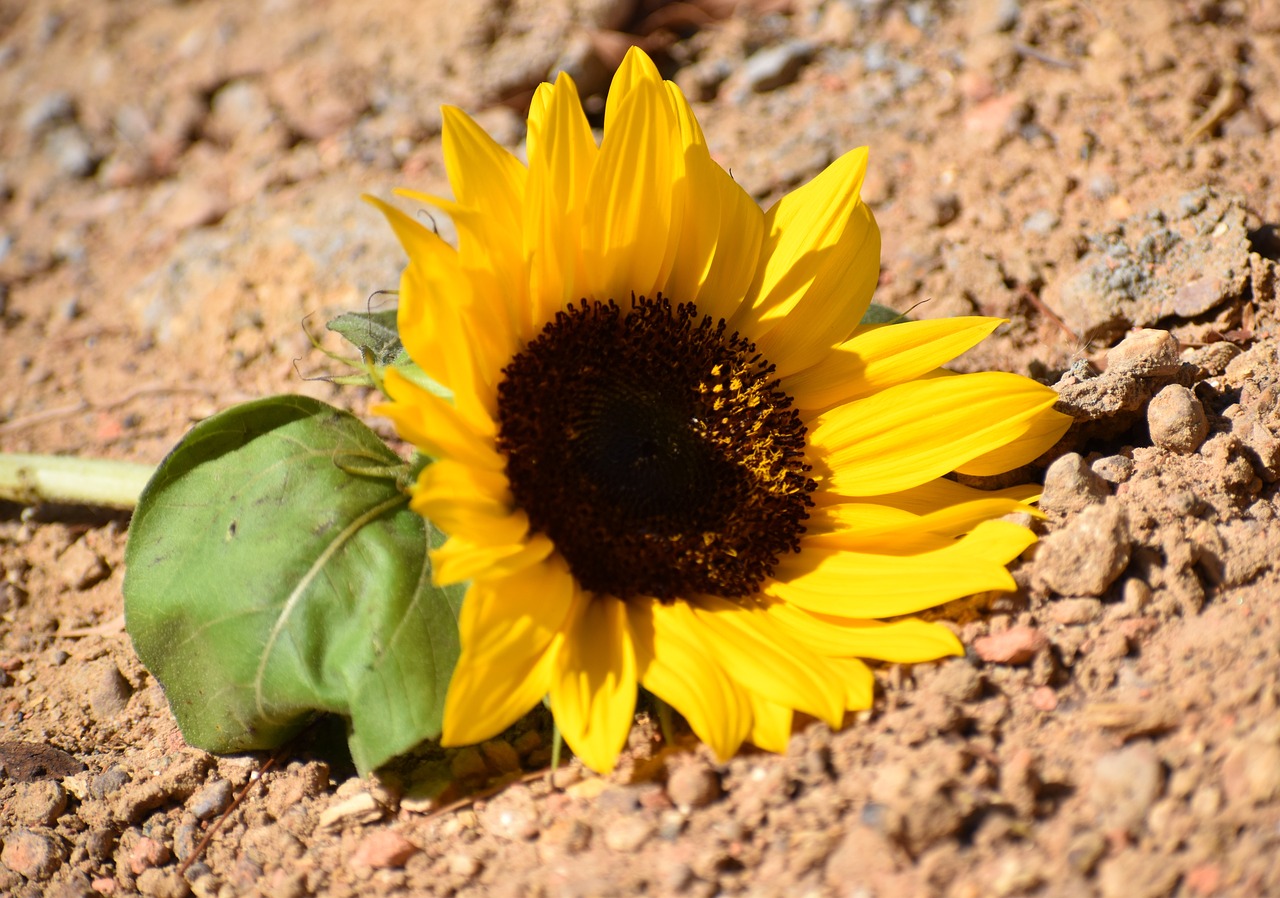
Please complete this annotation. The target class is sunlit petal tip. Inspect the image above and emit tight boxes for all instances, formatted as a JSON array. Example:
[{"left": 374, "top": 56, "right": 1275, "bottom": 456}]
[{"left": 551, "top": 597, "right": 637, "bottom": 774}]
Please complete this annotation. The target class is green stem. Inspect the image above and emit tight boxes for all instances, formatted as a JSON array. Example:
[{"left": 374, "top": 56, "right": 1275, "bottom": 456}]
[{"left": 0, "top": 454, "right": 154, "bottom": 510}]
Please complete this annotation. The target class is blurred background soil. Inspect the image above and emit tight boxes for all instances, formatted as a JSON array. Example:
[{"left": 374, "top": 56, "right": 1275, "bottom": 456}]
[{"left": 3, "top": 1, "right": 1280, "bottom": 896}]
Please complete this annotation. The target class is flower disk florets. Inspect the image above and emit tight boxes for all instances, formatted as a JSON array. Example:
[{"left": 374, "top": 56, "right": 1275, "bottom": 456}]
[{"left": 496, "top": 295, "right": 815, "bottom": 601}]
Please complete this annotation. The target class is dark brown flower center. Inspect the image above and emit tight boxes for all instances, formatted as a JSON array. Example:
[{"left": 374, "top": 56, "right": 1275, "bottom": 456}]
[{"left": 495, "top": 295, "right": 814, "bottom": 601}]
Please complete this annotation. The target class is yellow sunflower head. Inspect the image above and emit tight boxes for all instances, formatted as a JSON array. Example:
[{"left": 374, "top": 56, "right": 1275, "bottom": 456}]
[{"left": 369, "top": 47, "right": 1071, "bottom": 773}]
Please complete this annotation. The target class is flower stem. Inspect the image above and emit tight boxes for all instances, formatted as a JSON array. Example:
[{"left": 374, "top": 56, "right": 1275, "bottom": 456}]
[{"left": 0, "top": 454, "right": 154, "bottom": 510}]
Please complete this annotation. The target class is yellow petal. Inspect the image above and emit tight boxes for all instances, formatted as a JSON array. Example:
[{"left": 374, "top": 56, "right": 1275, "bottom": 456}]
[
  {"left": 431, "top": 531, "right": 555, "bottom": 586},
  {"left": 583, "top": 72, "right": 679, "bottom": 302},
  {"left": 955, "top": 405, "right": 1073, "bottom": 475},
  {"left": 526, "top": 81, "right": 554, "bottom": 160},
  {"left": 768, "top": 520, "right": 1035, "bottom": 617},
  {"left": 805, "top": 497, "right": 1041, "bottom": 553},
  {"left": 810, "top": 372, "right": 1062, "bottom": 497},
  {"left": 660, "top": 82, "right": 720, "bottom": 312},
  {"left": 765, "top": 603, "right": 964, "bottom": 664},
  {"left": 688, "top": 595, "right": 845, "bottom": 729},
  {"left": 746, "top": 692, "right": 793, "bottom": 753},
  {"left": 603, "top": 45, "right": 663, "bottom": 132},
  {"left": 443, "top": 634, "right": 559, "bottom": 747},
  {"left": 443, "top": 557, "right": 577, "bottom": 746},
  {"left": 786, "top": 317, "right": 1005, "bottom": 411},
  {"left": 803, "top": 503, "right": 955, "bottom": 555},
  {"left": 458, "top": 552, "right": 577, "bottom": 661},
  {"left": 411, "top": 459, "right": 529, "bottom": 548},
  {"left": 628, "top": 598, "right": 752, "bottom": 762},
  {"left": 697, "top": 162, "right": 766, "bottom": 325},
  {"left": 375, "top": 369, "right": 500, "bottom": 469},
  {"left": 437, "top": 106, "right": 527, "bottom": 227},
  {"left": 525, "top": 71, "right": 598, "bottom": 333},
  {"left": 362, "top": 196, "right": 471, "bottom": 392},
  {"left": 550, "top": 596, "right": 637, "bottom": 774},
  {"left": 823, "top": 656, "right": 876, "bottom": 710},
  {"left": 859, "top": 478, "right": 1042, "bottom": 515},
  {"left": 732, "top": 147, "right": 879, "bottom": 378}
]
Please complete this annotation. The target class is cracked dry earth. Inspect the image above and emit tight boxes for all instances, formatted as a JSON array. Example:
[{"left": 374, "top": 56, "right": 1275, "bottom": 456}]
[{"left": 3, "top": 0, "right": 1280, "bottom": 896}]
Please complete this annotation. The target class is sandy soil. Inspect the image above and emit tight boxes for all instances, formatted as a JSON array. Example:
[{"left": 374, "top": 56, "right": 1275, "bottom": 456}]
[{"left": 3, "top": 1, "right": 1280, "bottom": 896}]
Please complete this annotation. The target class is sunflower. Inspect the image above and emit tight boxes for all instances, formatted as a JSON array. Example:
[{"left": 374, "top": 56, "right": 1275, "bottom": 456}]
[{"left": 368, "top": 48, "right": 1070, "bottom": 774}]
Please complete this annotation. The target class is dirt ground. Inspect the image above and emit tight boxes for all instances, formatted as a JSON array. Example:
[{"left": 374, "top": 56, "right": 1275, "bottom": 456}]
[{"left": 3, "top": 0, "right": 1280, "bottom": 896}]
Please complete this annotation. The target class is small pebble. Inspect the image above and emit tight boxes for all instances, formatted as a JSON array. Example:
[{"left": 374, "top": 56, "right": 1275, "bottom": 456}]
[
  {"left": 603, "top": 816, "right": 655, "bottom": 852},
  {"left": 349, "top": 829, "right": 419, "bottom": 868},
  {"left": 129, "top": 836, "right": 171, "bottom": 875},
  {"left": 11, "top": 780, "right": 68, "bottom": 826},
  {"left": 1106, "top": 329, "right": 1181, "bottom": 376},
  {"left": 741, "top": 40, "right": 817, "bottom": 93},
  {"left": 1030, "top": 686, "right": 1058, "bottom": 711},
  {"left": 135, "top": 868, "right": 191, "bottom": 898},
  {"left": 91, "top": 765, "right": 132, "bottom": 799},
  {"left": 317, "top": 791, "right": 385, "bottom": 829},
  {"left": 1220, "top": 738, "right": 1280, "bottom": 806},
  {"left": 1098, "top": 850, "right": 1180, "bottom": 898},
  {"left": 1049, "top": 597, "right": 1103, "bottom": 625},
  {"left": 450, "top": 747, "right": 488, "bottom": 780},
  {"left": 21, "top": 91, "right": 75, "bottom": 137},
  {"left": 1090, "top": 741, "right": 1164, "bottom": 833},
  {"left": 446, "top": 851, "right": 481, "bottom": 878},
  {"left": 45, "top": 124, "right": 97, "bottom": 178},
  {"left": 666, "top": 764, "right": 722, "bottom": 812},
  {"left": 1091, "top": 454, "right": 1134, "bottom": 484},
  {"left": 58, "top": 539, "right": 110, "bottom": 589},
  {"left": 1148, "top": 383, "right": 1209, "bottom": 454},
  {"left": 1022, "top": 209, "right": 1059, "bottom": 234},
  {"left": 926, "top": 192, "right": 960, "bottom": 227},
  {"left": 479, "top": 794, "right": 539, "bottom": 841},
  {"left": 1040, "top": 452, "right": 1110, "bottom": 514},
  {"left": 1033, "top": 502, "right": 1132, "bottom": 596},
  {"left": 89, "top": 662, "right": 134, "bottom": 719},
  {"left": 0, "top": 828, "right": 64, "bottom": 880},
  {"left": 973, "top": 626, "right": 1046, "bottom": 665},
  {"left": 189, "top": 779, "right": 233, "bottom": 820}
]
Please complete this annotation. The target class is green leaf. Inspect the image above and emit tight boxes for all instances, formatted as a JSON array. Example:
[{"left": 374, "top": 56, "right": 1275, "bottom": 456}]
[
  {"left": 123, "top": 395, "right": 464, "bottom": 774},
  {"left": 326, "top": 309, "right": 402, "bottom": 366},
  {"left": 860, "top": 302, "right": 911, "bottom": 325},
  {"left": 324, "top": 308, "right": 453, "bottom": 398}
]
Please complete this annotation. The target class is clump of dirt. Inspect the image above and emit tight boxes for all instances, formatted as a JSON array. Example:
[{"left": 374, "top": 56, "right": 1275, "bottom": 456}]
[{"left": 4, "top": 1, "right": 1280, "bottom": 897}]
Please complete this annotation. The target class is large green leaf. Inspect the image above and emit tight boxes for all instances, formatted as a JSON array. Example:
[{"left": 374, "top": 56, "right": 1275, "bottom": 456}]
[{"left": 123, "top": 395, "right": 463, "bottom": 774}]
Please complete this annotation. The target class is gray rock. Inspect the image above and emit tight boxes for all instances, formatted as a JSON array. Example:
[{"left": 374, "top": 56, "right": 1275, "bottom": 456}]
[
  {"left": 21, "top": 91, "right": 76, "bottom": 138},
  {"left": 1033, "top": 501, "right": 1131, "bottom": 596},
  {"left": 189, "top": 778, "right": 233, "bottom": 820},
  {"left": 603, "top": 816, "right": 655, "bottom": 852},
  {"left": 1022, "top": 209, "right": 1059, "bottom": 235},
  {"left": 1221, "top": 737, "right": 1280, "bottom": 806},
  {"left": 1043, "top": 189, "right": 1252, "bottom": 340},
  {"left": 45, "top": 124, "right": 97, "bottom": 179},
  {"left": 90, "top": 764, "right": 132, "bottom": 799},
  {"left": 1147, "top": 383, "right": 1209, "bottom": 454},
  {"left": 1040, "top": 452, "right": 1110, "bottom": 514},
  {"left": 89, "top": 661, "right": 134, "bottom": 719},
  {"left": 742, "top": 41, "right": 818, "bottom": 93},
  {"left": 1091, "top": 454, "right": 1134, "bottom": 484},
  {"left": 1106, "top": 329, "right": 1181, "bottom": 376},
  {"left": 1091, "top": 741, "right": 1164, "bottom": 833},
  {"left": 666, "top": 763, "right": 722, "bottom": 812}
]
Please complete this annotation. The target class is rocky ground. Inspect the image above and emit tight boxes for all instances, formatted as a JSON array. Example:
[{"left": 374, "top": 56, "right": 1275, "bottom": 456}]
[{"left": 3, "top": 0, "right": 1280, "bottom": 896}]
